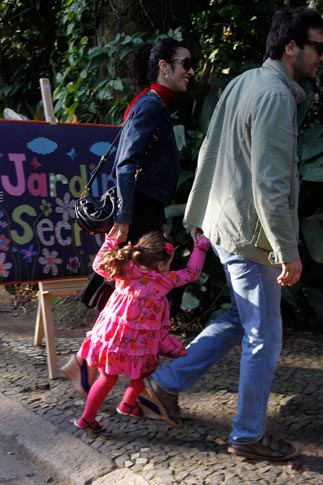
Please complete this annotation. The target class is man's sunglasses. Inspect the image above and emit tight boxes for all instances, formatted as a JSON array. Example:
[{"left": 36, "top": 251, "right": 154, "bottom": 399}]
[
  {"left": 304, "top": 40, "right": 323, "bottom": 56},
  {"left": 166, "top": 58, "right": 196, "bottom": 71}
]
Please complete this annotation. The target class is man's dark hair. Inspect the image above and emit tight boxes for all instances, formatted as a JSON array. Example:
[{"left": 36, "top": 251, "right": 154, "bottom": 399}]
[{"left": 265, "top": 7, "right": 323, "bottom": 60}]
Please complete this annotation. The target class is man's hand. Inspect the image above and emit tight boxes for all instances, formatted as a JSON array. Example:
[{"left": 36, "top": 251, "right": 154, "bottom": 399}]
[{"left": 277, "top": 258, "right": 302, "bottom": 286}]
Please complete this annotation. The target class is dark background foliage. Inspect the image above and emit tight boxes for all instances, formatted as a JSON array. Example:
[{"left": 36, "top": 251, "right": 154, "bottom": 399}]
[{"left": 0, "top": 0, "right": 322, "bottom": 331}]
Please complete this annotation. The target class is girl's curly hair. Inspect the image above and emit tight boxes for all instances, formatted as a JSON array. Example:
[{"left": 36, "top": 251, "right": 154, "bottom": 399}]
[{"left": 98, "top": 231, "right": 174, "bottom": 278}]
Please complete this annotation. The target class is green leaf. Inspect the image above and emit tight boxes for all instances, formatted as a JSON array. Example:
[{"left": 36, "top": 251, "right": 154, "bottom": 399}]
[
  {"left": 303, "top": 286, "right": 323, "bottom": 317},
  {"left": 176, "top": 170, "right": 194, "bottom": 188},
  {"left": 297, "top": 79, "right": 314, "bottom": 127},
  {"left": 299, "top": 155, "right": 323, "bottom": 182},
  {"left": 198, "top": 88, "right": 219, "bottom": 134},
  {"left": 298, "top": 124, "right": 323, "bottom": 161},
  {"left": 165, "top": 204, "right": 186, "bottom": 219},
  {"left": 165, "top": 203, "right": 186, "bottom": 234},
  {"left": 173, "top": 124, "right": 186, "bottom": 151},
  {"left": 88, "top": 47, "right": 107, "bottom": 59},
  {"left": 181, "top": 291, "right": 200, "bottom": 310},
  {"left": 281, "top": 282, "right": 303, "bottom": 308},
  {"left": 109, "top": 79, "right": 124, "bottom": 91},
  {"left": 301, "top": 213, "right": 323, "bottom": 262}
]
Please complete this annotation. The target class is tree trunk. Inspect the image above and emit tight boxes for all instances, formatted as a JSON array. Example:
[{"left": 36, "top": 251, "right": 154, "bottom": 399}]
[{"left": 94, "top": 0, "right": 210, "bottom": 44}]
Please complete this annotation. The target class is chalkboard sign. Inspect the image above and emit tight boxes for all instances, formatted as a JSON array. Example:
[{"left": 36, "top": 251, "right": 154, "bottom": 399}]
[{"left": 0, "top": 119, "right": 120, "bottom": 283}]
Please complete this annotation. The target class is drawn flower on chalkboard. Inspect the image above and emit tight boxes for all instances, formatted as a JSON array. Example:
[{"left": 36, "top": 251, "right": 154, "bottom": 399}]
[
  {"left": 38, "top": 248, "right": 63, "bottom": 276},
  {"left": 55, "top": 192, "right": 76, "bottom": 221},
  {"left": 0, "top": 234, "right": 10, "bottom": 251},
  {"left": 20, "top": 244, "right": 37, "bottom": 263},
  {"left": 0, "top": 210, "right": 8, "bottom": 228},
  {"left": 67, "top": 256, "right": 81, "bottom": 273},
  {"left": 40, "top": 199, "right": 53, "bottom": 217},
  {"left": 88, "top": 254, "right": 96, "bottom": 268},
  {"left": 0, "top": 252, "right": 12, "bottom": 278}
]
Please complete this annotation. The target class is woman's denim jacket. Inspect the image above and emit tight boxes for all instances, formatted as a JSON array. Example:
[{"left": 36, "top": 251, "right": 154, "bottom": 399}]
[{"left": 113, "top": 91, "right": 179, "bottom": 224}]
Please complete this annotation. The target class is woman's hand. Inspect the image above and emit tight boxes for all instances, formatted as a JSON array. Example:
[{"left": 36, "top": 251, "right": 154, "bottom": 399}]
[{"left": 108, "top": 222, "right": 129, "bottom": 243}]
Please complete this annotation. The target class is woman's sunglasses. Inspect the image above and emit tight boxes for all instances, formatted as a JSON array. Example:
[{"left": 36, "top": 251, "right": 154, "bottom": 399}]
[
  {"left": 304, "top": 40, "right": 323, "bottom": 56},
  {"left": 166, "top": 58, "right": 196, "bottom": 72}
]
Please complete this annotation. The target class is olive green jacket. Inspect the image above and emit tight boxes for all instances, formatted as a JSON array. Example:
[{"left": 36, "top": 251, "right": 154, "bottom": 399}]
[{"left": 184, "top": 59, "right": 305, "bottom": 265}]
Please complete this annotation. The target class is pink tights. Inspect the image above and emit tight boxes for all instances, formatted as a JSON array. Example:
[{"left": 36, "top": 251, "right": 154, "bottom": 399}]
[
  {"left": 79, "top": 369, "right": 144, "bottom": 424},
  {"left": 118, "top": 377, "right": 144, "bottom": 416}
]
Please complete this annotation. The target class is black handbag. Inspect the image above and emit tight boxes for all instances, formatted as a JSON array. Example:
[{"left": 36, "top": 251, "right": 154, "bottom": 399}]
[{"left": 75, "top": 130, "right": 122, "bottom": 234}]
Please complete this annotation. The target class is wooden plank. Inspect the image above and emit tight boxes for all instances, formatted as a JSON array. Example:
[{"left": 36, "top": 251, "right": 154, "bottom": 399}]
[
  {"left": 34, "top": 278, "right": 88, "bottom": 379},
  {"left": 40, "top": 288, "right": 58, "bottom": 378},
  {"left": 33, "top": 299, "right": 44, "bottom": 346}
]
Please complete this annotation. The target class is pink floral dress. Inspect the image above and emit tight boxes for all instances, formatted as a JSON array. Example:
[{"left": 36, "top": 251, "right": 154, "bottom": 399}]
[{"left": 78, "top": 235, "right": 210, "bottom": 379}]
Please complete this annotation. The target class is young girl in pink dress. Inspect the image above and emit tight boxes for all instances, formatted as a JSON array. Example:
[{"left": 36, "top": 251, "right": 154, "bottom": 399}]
[{"left": 74, "top": 230, "right": 210, "bottom": 432}]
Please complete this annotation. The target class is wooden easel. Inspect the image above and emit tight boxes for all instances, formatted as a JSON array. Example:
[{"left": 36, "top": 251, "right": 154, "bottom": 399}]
[
  {"left": 34, "top": 278, "right": 88, "bottom": 379},
  {"left": 34, "top": 82, "right": 86, "bottom": 378}
]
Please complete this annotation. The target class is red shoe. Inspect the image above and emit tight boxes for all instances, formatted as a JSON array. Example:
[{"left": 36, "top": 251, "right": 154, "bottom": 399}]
[
  {"left": 73, "top": 417, "right": 105, "bottom": 433},
  {"left": 116, "top": 401, "right": 142, "bottom": 418}
]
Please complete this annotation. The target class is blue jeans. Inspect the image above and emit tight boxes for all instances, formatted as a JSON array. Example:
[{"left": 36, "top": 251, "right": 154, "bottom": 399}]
[{"left": 153, "top": 245, "right": 282, "bottom": 443}]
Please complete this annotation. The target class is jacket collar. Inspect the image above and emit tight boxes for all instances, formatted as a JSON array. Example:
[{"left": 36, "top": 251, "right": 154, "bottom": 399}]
[{"left": 262, "top": 58, "right": 306, "bottom": 104}]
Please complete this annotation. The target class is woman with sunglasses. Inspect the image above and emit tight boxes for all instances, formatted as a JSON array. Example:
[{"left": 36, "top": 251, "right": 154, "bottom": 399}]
[
  {"left": 109, "top": 38, "right": 195, "bottom": 244},
  {"left": 63, "top": 38, "right": 195, "bottom": 403}
]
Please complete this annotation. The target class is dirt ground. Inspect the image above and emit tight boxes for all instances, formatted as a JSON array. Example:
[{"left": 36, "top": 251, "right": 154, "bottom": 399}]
[{"left": 0, "top": 284, "right": 97, "bottom": 340}]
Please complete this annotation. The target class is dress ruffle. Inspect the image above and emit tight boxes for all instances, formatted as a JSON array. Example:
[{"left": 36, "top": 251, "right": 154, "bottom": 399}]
[{"left": 77, "top": 235, "right": 209, "bottom": 379}]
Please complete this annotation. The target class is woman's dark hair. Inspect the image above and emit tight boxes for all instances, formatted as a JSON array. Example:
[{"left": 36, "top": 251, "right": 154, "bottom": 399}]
[
  {"left": 265, "top": 7, "right": 323, "bottom": 60},
  {"left": 98, "top": 231, "right": 174, "bottom": 277},
  {"left": 128, "top": 38, "right": 190, "bottom": 91}
]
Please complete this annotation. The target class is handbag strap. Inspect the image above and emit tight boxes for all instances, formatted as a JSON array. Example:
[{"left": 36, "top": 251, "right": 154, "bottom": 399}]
[
  {"left": 81, "top": 120, "right": 160, "bottom": 197},
  {"left": 81, "top": 128, "right": 122, "bottom": 196}
]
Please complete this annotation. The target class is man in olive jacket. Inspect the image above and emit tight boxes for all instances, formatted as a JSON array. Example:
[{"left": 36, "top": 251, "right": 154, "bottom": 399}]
[{"left": 145, "top": 7, "right": 323, "bottom": 461}]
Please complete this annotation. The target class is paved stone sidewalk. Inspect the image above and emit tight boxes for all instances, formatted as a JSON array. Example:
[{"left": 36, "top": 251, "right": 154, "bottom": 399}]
[{"left": 0, "top": 330, "right": 322, "bottom": 484}]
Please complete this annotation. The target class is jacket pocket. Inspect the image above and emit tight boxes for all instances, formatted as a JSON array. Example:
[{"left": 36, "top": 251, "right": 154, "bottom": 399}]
[{"left": 250, "top": 218, "right": 272, "bottom": 251}]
